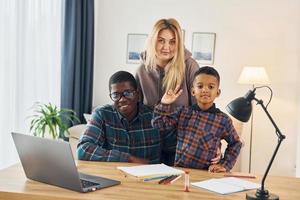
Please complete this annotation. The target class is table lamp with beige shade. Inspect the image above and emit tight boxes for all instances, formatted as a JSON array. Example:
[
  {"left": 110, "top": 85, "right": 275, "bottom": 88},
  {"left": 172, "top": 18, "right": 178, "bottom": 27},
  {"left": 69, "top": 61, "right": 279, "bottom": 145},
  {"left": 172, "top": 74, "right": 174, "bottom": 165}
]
[{"left": 237, "top": 66, "right": 270, "bottom": 173}]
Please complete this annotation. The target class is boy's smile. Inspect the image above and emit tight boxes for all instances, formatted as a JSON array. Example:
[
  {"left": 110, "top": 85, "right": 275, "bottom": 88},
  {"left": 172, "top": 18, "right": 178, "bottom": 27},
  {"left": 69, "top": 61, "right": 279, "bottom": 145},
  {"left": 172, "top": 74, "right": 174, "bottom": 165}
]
[{"left": 192, "top": 74, "right": 221, "bottom": 110}]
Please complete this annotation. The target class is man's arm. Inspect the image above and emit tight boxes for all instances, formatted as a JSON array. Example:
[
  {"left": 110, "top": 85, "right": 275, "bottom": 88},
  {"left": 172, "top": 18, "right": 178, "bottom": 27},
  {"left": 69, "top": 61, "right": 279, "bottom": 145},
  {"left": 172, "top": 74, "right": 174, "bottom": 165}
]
[
  {"left": 77, "top": 109, "right": 131, "bottom": 162},
  {"left": 77, "top": 109, "right": 149, "bottom": 164}
]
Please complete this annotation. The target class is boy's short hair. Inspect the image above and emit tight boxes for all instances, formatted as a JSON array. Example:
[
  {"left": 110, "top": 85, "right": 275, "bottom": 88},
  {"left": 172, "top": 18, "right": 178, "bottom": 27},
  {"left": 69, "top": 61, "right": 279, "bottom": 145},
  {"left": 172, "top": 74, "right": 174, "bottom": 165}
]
[
  {"left": 193, "top": 66, "right": 220, "bottom": 85},
  {"left": 108, "top": 71, "right": 137, "bottom": 92}
]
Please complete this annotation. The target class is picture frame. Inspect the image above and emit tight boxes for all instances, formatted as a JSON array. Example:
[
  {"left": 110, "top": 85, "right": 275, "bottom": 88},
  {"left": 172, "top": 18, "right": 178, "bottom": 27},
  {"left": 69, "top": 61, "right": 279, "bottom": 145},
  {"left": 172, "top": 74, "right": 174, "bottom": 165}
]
[
  {"left": 126, "top": 33, "right": 148, "bottom": 64},
  {"left": 191, "top": 32, "right": 216, "bottom": 64}
]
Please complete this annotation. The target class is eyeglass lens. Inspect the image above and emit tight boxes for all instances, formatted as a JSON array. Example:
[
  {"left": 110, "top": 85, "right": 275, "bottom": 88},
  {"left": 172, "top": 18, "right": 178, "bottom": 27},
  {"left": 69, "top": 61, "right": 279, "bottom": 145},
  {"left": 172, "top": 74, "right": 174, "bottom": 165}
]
[{"left": 110, "top": 90, "right": 135, "bottom": 101}]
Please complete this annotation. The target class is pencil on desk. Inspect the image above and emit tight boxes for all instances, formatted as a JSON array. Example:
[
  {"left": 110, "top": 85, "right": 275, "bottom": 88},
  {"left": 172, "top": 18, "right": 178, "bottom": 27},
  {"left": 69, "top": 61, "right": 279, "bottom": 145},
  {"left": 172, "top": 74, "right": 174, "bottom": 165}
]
[
  {"left": 224, "top": 172, "right": 256, "bottom": 179},
  {"left": 167, "top": 175, "right": 182, "bottom": 184},
  {"left": 158, "top": 175, "right": 177, "bottom": 184},
  {"left": 143, "top": 175, "right": 169, "bottom": 182}
]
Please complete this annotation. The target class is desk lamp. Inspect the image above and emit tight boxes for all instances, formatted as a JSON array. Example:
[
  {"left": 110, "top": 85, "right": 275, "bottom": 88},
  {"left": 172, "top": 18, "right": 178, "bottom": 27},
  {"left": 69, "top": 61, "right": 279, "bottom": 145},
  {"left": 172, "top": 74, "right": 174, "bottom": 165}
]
[
  {"left": 226, "top": 86, "right": 285, "bottom": 200},
  {"left": 238, "top": 66, "right": 270, "bottom": 173}
]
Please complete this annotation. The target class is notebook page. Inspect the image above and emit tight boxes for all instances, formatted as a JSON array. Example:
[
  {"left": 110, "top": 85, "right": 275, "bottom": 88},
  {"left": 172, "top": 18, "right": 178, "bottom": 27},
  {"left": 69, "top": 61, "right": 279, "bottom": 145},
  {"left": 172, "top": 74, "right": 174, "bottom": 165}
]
[
  {"left": 216, "top": 177, "right": 260, "bottom": 190},
  {"left": 117, "top": 164, "right": 184, "bottom": 177},
  {"left": 191, "top": 178, "right": 244, "bottom": 194}
]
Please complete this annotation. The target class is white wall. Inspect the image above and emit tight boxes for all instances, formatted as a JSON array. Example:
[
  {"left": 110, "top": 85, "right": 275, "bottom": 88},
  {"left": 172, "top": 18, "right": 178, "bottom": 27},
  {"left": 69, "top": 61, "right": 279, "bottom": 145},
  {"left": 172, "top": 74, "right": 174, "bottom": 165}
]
[
  {"left": 297, "top": 101, "right": 300, "bottom": 177},
  {"left": 93, "top": 0, "right": 300, "bottom": 176}
]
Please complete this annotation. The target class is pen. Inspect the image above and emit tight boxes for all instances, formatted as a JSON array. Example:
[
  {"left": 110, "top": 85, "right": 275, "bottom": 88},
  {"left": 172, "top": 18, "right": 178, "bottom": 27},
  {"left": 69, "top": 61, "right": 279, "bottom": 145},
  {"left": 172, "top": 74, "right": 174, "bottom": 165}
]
[
  {"left": 224, "top": 172, "right": 256, "bottom": 179},
  {"left": 158, "top": 175, "right": 177, "bottom": 184},
  {"left": 166, "top": 175, "right": 182, "bottom": 184},
  {"left": 143, "top": 175, "right": 169, "bottom": 182}
]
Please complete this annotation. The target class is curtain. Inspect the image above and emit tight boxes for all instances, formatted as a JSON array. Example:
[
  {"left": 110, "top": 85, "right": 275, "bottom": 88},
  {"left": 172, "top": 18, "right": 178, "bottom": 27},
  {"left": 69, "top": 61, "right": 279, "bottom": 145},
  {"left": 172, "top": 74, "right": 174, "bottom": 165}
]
[
  {"left": 0, "top": 0, "right": 62, "bottom": 169},
  {"left": 61, "top": 0, "right": 94, "bottom": 124}
]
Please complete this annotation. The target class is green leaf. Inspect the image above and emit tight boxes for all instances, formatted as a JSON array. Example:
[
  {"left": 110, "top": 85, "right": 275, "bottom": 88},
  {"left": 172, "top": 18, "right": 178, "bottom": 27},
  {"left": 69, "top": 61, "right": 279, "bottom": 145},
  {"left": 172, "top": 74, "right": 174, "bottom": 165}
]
[{"left": 28, "top": 102, "right": 80, "bottom": 139}]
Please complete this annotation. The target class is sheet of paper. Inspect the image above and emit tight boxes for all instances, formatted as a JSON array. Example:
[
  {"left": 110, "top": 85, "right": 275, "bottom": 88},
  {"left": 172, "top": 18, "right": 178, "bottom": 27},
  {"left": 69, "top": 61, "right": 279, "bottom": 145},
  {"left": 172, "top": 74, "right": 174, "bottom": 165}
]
[
  {"left": 191, "top": 177, "right": 260, "bottom": 195},
  {"left": 192, "top": 179, "right": 243, "bottom": 194},
  {"left": 217, "top": 177, "right": 260, "bottom": 190},
  {"left": 117, "top": 164, "right": 184, "bottom": 177}
]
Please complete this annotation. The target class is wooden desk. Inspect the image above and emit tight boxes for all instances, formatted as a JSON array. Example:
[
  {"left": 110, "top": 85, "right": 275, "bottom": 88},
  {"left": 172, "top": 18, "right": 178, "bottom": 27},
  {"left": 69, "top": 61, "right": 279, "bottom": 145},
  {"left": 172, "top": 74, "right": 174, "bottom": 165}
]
[{"left": 0, "top": 161, "right": 299, "bottom": 200}]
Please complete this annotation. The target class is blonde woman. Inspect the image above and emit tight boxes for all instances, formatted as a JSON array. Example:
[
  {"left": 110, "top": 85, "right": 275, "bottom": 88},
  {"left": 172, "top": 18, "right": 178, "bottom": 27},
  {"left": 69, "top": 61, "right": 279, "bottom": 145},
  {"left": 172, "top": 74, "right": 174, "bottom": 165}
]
[
  {"left": 135, "top": 18, "right": 200, "bottom": 165},
  {"left": 135, "top": 18, "right": 221, "bottom": 166},
  {"left": 136, "top": 18, "right": 199, "bottom": 108}
]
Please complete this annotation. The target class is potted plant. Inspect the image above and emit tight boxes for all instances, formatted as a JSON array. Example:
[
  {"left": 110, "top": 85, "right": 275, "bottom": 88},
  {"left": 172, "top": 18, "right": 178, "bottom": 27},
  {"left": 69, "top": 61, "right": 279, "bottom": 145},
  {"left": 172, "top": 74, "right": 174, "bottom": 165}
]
[{"left": 29, "top": 102, "right": 80, "bottom": 139}]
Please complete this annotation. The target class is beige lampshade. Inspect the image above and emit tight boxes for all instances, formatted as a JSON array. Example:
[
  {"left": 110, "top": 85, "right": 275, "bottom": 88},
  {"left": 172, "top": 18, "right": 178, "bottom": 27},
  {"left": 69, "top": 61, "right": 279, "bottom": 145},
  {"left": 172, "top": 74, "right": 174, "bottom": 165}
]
[{"left": 238, "top": 66, "right": 270, "bottom": 85}]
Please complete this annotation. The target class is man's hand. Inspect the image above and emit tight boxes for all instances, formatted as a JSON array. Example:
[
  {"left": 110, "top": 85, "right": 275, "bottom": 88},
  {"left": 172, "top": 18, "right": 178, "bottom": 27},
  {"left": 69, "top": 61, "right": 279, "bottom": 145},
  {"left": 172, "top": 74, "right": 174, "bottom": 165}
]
[
  {"left": 161, "top": 85, "right": 183, "bottom": 105},
  {"left": 128, "top": 155, "right": 149, "bottom": 164},
  {"left": 208, "top": 164, "right": 226, "bottom": 173},
  {"left": 210, "top": 146, "right": 222, "bottom": 165}
]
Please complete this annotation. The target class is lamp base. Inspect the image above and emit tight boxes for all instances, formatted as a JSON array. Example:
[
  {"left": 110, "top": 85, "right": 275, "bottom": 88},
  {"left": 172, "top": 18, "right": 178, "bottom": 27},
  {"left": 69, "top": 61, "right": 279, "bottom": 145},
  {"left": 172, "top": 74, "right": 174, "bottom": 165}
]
[{"left": 246, "top": 189, "right": 279, "bottom": 200}]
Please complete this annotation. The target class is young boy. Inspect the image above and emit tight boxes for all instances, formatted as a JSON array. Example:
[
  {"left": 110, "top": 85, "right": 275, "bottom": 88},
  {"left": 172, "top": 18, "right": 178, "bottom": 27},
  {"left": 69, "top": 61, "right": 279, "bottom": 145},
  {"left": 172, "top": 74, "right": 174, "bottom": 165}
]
[{"left": 152, "top": 66, "right": 242, "bottom": 172}]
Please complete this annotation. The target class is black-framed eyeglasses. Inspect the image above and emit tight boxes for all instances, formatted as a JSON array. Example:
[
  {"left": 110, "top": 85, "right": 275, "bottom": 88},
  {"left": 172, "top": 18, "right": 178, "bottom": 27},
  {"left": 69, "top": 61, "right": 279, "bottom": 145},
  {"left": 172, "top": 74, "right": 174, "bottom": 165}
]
[{"left": 109, "top": 90, "right": 136, "bottom": 102}]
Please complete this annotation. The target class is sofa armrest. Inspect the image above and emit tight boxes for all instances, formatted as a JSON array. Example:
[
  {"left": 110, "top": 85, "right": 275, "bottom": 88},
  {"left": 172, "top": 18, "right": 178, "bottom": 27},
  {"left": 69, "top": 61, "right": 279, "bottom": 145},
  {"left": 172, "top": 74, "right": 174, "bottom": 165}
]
[{"left": 69, "top": 124, "right": 86, "bottom": 160}]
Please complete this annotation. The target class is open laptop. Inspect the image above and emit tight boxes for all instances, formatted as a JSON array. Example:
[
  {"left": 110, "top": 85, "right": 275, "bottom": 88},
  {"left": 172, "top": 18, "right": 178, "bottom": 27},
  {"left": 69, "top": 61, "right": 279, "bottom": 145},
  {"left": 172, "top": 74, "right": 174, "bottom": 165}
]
[{"left": 11, "top": 132, "right": 120, "bottom": 192}]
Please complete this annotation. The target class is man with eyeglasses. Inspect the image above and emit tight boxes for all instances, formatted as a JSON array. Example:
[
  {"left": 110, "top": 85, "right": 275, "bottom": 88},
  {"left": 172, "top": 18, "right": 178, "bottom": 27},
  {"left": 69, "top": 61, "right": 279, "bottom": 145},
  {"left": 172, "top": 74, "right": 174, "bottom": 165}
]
[{"left": 77, "top": 71, "right": 161, "bottom": 164}]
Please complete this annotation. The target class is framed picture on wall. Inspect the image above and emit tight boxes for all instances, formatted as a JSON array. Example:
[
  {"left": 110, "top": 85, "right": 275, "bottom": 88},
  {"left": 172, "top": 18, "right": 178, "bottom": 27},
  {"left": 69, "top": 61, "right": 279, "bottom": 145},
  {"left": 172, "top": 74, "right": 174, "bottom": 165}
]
[
  {"left": 126, "top": 33, "right": 148, "bottom": 64},
  {"left": 191, "top": 32, "right": 216, "bottom": 64}
]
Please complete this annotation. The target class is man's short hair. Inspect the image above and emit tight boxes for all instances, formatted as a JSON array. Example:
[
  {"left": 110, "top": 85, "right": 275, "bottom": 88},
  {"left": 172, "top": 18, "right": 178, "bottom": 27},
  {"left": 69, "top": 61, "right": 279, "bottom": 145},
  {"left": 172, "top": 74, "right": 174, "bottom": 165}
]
[
  {"left": 108, "top": 71, "right": 137, "bottom": 92},
  {"left": 193, "top": 66, "right": 220, "bottom": 84}
]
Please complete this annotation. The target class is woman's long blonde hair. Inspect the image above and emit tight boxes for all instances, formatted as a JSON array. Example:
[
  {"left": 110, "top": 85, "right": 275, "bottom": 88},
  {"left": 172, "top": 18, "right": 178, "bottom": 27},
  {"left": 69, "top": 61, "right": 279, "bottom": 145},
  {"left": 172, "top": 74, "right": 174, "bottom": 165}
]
[{"left": 145, "top": 18, "right": 185, "bottom": 92}]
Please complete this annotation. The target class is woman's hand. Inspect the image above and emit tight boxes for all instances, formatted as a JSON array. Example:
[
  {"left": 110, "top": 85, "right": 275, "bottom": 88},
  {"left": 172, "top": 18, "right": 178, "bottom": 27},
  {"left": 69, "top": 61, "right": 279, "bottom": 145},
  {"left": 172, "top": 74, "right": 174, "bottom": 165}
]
[{"left": 161, "top": 85, "right": 183, "bottom": 105}]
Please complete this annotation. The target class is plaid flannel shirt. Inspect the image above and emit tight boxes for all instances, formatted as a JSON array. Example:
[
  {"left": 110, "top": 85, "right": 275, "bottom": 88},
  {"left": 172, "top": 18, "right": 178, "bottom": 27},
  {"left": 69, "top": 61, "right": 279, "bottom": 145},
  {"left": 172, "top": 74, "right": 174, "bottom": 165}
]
[
  {"left": 77, "top": 103, "right": 161, "bottom": 164},
  {"left": 152, "top": 103, "right": 242, "bottom": 170}
]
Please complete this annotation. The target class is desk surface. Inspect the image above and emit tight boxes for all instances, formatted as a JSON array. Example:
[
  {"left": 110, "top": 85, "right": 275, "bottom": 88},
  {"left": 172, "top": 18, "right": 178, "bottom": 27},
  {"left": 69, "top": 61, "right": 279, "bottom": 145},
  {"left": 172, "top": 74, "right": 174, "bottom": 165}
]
[{"left": 0, "top": 161, "right": 299, "bottom": 200}]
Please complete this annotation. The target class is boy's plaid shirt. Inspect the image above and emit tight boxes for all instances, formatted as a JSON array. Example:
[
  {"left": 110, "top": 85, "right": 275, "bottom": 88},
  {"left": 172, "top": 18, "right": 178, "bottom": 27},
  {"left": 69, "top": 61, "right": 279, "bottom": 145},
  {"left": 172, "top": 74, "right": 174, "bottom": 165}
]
[{"left": 152, "top": 103, "right": 242, "bottom": 170}]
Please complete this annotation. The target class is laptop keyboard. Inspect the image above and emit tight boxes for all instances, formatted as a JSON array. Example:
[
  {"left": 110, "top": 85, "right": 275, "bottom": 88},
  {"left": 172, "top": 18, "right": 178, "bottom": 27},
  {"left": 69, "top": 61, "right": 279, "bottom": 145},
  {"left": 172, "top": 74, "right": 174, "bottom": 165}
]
[{"left": 80, "top": 179, "right": 100, "bottom": 188}]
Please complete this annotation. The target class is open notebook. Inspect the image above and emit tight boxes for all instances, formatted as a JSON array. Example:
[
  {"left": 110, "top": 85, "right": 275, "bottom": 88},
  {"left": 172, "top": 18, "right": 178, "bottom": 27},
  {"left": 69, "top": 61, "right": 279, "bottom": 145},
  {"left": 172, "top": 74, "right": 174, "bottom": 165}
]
[
  {"left": 117, "top": 164, "right": 184, "bottom": 178},
  {"left": 191, "top": 177, "right": 260, "bottom": 195}
]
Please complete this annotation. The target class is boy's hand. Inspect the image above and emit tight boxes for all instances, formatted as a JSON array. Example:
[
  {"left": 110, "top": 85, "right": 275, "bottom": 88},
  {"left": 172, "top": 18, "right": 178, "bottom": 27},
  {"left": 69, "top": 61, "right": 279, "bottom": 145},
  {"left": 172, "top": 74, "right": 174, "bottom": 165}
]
[
  {"left": 208, "top": 164, "right": 226, "bottom": 173},
  {"left": 161, "top": 85, "right": 183, "bottom": 105}
]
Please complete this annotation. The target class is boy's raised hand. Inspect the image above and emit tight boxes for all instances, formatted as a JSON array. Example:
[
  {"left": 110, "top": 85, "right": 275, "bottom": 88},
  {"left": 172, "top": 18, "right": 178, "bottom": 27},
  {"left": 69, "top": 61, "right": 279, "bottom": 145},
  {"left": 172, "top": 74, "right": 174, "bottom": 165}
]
[{"left": 161, "top": 85, "right": 183, "bottom": 105}]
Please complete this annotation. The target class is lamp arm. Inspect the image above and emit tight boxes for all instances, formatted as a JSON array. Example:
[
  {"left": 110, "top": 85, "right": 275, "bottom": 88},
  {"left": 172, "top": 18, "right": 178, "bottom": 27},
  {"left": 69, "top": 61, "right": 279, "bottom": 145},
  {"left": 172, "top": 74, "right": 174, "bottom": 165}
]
[
  {"left": 254, "top": 98, "right": 286, "bottom": 192},
  {"left": 254, "top": 98, "right": 285, "bottom": 139}
]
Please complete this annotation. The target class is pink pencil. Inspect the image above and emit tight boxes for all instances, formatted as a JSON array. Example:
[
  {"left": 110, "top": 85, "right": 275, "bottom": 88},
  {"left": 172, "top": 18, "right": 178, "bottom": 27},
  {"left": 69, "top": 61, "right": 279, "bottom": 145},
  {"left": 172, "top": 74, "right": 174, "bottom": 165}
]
[{"left": 166, "top": 175, "right": 182, "bottom": 184}]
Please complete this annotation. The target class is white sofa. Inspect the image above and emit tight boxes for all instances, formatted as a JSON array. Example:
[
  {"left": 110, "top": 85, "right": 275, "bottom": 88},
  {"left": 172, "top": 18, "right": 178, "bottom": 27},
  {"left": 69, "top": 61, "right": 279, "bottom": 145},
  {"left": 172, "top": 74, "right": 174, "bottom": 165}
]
[{"left": 68, "top": 124, "right": 86, "bottom": 160}]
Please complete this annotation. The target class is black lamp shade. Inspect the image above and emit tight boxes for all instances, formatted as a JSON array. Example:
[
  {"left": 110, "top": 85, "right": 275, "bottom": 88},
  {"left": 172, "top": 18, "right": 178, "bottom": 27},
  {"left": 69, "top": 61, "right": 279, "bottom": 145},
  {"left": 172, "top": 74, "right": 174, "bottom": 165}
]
[{"left": 226, "top": 97, "right": 252, "bottom": 123}]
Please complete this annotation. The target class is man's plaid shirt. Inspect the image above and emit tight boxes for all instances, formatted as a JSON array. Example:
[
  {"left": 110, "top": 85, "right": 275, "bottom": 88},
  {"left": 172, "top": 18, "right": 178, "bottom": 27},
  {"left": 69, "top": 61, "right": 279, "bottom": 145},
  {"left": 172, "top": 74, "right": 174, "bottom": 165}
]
[{"left": 78, "top": 103, "right": 161, "bottom": 164}]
